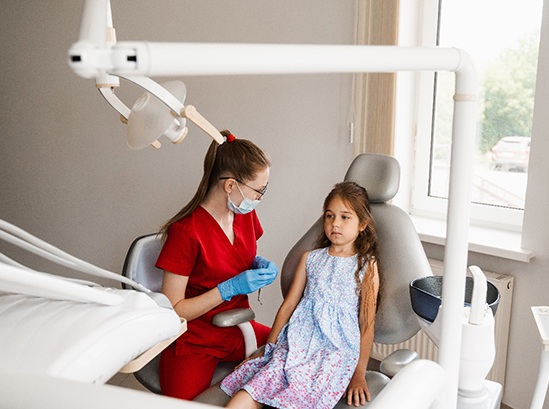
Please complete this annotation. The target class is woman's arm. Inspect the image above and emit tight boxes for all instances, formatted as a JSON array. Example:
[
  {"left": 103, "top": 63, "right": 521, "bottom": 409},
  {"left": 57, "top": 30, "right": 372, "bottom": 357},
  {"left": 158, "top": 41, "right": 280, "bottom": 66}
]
[
  {"left": 161, "top": 271, "right": 224, "bottom": 321},
  {"left": 265, "top": 252, "right": 309, "bottom": 344},
  {"left": 345, "top": 261, "right": 380, "bottom": 406}
]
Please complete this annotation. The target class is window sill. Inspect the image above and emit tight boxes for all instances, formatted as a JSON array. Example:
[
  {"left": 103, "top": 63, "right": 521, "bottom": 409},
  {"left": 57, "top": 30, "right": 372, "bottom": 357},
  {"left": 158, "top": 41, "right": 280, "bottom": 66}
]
[{"left": 410, "top": 215, "right": 535, "bottom": 263}]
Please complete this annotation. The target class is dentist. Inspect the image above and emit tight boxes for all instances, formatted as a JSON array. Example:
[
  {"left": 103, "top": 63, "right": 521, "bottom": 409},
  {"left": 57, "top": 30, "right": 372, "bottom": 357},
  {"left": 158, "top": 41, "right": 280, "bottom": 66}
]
[{"left": 156, "top": 130, "right": 278, "bottom": 400}]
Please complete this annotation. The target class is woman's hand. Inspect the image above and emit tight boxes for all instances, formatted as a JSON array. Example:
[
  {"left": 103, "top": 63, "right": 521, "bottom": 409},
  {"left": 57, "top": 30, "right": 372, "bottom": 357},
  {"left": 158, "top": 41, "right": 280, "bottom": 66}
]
[
  {"left": 217, "top": 262, "right": 278, "bottom": 301},
  {"left": 345, "top": 372, "right": 370, "bottom": 406}
]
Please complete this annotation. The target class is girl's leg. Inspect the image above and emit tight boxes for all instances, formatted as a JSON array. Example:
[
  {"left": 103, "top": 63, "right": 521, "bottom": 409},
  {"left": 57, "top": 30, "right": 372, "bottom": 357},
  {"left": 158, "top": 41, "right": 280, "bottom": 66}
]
[{"left": 226, "top": 390, "right": 263, "bottom": 409}]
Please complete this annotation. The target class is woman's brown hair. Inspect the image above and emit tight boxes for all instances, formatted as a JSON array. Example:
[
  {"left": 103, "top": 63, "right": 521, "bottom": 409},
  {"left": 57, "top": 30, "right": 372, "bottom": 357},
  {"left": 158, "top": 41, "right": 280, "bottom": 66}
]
[
  {"left": 159, "top": 130, "right": 270, "bottom": 240},
  {"left": 315, "top": 181, "right": 380, "bottom": 336}
]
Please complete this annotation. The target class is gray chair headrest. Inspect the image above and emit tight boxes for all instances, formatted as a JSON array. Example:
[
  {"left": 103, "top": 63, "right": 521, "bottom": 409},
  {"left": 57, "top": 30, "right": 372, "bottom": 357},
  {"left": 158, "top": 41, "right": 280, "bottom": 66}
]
[{"left": 344, "top": 153, "right": 400, "bottom": 203}]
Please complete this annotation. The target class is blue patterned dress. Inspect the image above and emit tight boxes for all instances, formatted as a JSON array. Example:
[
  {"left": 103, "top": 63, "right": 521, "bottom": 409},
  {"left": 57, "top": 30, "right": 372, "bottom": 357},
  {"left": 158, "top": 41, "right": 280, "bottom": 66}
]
[{"left": 220, "top": 247, "right": 365, "bottom": 409}]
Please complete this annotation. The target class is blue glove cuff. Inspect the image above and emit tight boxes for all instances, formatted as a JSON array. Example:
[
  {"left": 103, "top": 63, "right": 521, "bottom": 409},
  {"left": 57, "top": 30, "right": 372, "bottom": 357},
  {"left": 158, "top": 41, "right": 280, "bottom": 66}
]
[{"left": 217, "top": 281, "right": 234, "bottom": 301}]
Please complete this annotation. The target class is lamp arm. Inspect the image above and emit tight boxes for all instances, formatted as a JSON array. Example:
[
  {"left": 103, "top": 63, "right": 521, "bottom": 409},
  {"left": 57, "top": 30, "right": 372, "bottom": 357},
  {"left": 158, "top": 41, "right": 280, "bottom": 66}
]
[
  {"left": 117, "top": 75, "right": 223, "bottom": 144},
  {"left": 97, "top": 87, "right": 130, "bottom": 120}
]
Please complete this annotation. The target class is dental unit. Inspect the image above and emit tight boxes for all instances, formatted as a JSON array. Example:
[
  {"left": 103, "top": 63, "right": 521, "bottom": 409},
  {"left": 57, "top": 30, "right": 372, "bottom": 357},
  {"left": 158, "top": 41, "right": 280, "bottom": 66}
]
[
  {"left": 64, "top": 2, "right": 482, "bottom": 406},
  {"left": 0, "top": 0, "right": 547, "bottom": 408}
]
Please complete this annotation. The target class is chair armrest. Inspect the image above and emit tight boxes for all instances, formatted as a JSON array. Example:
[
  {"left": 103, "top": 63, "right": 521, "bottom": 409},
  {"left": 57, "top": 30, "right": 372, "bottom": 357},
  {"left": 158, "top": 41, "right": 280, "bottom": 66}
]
[
  {"left": 212, "top": 308, "right": 255, "bottom": 327},
  {"left": 379, "top": 348, "right": 419, "bottom": 378},
  {"left": 212, "top": 308, "right": 257, "bottom": 357}
]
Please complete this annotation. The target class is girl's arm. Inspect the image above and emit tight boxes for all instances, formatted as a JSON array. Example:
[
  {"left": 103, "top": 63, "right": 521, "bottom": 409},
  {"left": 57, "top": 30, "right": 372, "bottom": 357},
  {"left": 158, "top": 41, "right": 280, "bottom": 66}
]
[
  {"left": 162, "top": 271, "right": 224, "bottom": 321},
  {"left": 265, "top": 251, "right": 309, "bottom": 344},
  {"left": 345, "top": 261, "right": 380, "bottom": 406}
]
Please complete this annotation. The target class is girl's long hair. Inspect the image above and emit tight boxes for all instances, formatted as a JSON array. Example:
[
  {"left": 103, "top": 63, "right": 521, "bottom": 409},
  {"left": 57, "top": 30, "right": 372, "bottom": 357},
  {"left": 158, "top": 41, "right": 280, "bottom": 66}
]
[
  {"left": 159, "top": 130, "right": 270, "bottom": 241},
  {"left": 315, "top": 181, "right": 380, "bottom": 336}
]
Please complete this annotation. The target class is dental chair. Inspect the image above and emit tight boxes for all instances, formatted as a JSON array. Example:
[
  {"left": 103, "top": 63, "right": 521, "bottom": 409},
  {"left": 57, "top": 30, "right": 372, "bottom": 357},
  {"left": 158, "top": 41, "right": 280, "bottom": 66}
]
[
  {"left": 122, "top": 235, "right": 260, "bottom": 394},
  {"left": 192, "top": 153, "right": 433, "bottom": 406}
]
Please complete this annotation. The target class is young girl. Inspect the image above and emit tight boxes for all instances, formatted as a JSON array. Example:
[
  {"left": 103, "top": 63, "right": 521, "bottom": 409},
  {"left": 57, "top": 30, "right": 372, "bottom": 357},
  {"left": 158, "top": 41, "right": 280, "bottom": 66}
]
[
  {"left": 220, "top": 181, "right": 380, "bottom": 409},
  {"left": 156, "top": 130, "right": 278, "bottom": 400}
]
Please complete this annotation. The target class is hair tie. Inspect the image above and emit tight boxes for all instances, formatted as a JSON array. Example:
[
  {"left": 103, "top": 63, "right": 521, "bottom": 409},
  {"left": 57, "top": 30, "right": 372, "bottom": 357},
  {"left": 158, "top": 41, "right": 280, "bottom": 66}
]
[{"left": 226, "top": 133, "right": 236, "bottom": 143}]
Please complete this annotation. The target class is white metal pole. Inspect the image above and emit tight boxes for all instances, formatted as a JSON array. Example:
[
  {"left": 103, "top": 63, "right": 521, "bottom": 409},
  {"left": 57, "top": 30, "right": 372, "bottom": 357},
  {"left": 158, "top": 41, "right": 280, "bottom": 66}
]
[
  {"left": 438, "top": 52, "right": 478, "bottom": 409},
  {"left": 77, "top": 0, "right": 108, "bottom": 47},
  {"left": 109, "top": 43, "right": 463, "bottom": 77}
]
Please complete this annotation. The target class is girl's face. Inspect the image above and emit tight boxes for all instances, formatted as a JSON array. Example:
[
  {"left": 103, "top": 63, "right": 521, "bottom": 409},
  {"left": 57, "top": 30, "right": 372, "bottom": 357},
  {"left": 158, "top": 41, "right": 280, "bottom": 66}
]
[{"left": 323, "top": 196, "right": 365, "bottom": 250}]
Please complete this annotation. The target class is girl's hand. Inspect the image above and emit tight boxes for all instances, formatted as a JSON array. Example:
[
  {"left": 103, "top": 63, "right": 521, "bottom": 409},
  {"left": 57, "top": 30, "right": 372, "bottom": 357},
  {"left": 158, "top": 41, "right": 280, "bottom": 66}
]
[{"left": 345, "top": 372, "right": 370, "bottom": 406}]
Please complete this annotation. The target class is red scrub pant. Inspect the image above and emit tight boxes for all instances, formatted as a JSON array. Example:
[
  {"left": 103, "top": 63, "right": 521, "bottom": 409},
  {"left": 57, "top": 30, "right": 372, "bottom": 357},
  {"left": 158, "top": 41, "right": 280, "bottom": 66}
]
[{"left": 159, "top": 320, "right": 271, "bottom": 400}]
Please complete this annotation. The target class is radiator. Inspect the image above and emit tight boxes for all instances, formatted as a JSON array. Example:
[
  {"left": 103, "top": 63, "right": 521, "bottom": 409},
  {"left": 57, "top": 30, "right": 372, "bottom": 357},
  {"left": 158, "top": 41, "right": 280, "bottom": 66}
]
[{"left": 371, "top": 259, "right": 514, "bottom": 386}]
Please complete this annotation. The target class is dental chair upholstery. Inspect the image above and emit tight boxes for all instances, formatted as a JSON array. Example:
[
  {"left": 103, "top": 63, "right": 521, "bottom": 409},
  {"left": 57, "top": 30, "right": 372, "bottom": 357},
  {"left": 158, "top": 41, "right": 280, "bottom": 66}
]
[
  {"left": 122, "top": 235, "right": 255, "bottom": 394},
  {"left": 194, "top": 153, "right": 433, "bottom": 407}
]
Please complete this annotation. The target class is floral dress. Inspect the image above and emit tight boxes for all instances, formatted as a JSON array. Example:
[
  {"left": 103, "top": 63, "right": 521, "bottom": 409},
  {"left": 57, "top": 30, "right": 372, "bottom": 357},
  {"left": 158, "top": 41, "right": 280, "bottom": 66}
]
[{"left": 220, "top": 247, "right": 365, "bottom": 409}]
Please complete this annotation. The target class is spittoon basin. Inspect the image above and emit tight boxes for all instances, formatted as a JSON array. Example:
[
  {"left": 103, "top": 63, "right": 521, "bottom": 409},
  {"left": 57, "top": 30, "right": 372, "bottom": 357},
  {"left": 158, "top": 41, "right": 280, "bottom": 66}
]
[{"left": 410, "top": 276, "right": 500, "bottom": 323}]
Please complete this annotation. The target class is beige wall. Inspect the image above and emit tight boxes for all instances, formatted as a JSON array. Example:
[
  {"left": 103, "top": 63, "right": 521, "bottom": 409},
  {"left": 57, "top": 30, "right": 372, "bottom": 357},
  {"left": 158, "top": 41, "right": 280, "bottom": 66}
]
[{"left": 2, "top": 1, "right": 549, "bottom": 409}]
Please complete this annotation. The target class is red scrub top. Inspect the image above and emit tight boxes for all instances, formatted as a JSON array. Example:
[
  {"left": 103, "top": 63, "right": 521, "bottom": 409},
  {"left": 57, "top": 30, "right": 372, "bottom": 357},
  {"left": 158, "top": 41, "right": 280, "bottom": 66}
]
[{"left": 156, "top": 206, "right": 264, "bottom": 358}]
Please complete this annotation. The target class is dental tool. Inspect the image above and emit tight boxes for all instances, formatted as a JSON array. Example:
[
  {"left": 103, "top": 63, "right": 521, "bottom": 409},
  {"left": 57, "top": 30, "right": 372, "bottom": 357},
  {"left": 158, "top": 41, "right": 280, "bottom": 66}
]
[{"left": 0, "top": 219, "right": 149, "bottom": 292}]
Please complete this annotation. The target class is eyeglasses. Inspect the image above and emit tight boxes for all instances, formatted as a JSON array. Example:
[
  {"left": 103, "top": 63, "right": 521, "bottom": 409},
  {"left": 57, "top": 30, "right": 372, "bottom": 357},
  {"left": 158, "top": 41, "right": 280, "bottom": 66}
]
[{"left": 219, "top": 177, "right": 268, "bottom": 199}]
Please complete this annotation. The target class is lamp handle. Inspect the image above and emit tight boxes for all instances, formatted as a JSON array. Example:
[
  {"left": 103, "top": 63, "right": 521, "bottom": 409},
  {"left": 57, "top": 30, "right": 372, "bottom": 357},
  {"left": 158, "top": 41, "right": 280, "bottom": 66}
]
[{"left": 182, "top": 105, "right": 224, "bottom": 144}]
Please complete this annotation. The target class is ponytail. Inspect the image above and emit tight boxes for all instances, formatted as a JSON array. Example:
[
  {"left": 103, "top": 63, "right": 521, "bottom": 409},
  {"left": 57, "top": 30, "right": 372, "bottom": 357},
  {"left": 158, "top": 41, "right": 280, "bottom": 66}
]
[{"left": 159, "top": 130, "right": 270, "bottom": 241}]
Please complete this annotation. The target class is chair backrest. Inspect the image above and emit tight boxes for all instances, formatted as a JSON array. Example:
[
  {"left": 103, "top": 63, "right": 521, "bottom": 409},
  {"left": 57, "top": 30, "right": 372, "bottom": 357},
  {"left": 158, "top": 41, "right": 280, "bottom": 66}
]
[
  {"left": 122, "top": 234, "right": 164, "bottom": 292},
  {"left": 280, "top": 153, "right": 432, "bottom": 344}
]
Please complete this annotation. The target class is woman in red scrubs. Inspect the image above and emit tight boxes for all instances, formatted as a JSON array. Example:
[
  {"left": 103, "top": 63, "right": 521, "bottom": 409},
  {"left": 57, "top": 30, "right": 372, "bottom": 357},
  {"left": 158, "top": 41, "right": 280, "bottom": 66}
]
[{"left": 156, "top": 130, "right": 278, "bottom": 400}]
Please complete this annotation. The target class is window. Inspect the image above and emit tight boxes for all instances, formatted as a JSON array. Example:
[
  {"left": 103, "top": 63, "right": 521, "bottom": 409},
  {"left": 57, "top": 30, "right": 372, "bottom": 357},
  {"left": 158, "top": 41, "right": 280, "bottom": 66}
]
[{"left": 409, "top": 0, "right": 543, "bottom": 232}]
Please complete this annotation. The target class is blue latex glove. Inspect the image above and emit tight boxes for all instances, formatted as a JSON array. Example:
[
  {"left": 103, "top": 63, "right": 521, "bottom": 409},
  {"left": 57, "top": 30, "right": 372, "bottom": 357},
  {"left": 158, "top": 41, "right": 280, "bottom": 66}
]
[
  {"left": 253, "top": 255, "right": 270, "bottom": 269},
  {"left": 218, "top": 260, "right": 278, "bottom": 301}
]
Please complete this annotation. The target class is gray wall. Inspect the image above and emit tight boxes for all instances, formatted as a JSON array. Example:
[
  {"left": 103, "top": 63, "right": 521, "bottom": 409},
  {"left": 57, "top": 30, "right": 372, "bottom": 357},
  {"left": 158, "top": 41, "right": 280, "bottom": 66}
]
[
  {"left": 0, "top": 0, "right": 355, "bottom": 318},
  {"left": 2, "top": 1, "right": 549, "bottom": 409}
]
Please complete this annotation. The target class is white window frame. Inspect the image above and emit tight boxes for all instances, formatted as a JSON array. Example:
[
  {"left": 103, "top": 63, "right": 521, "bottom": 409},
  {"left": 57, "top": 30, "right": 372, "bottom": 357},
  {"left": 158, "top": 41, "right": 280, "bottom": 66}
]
[{"left": 393, "top": 0, "right": 537, "bottom": 261}]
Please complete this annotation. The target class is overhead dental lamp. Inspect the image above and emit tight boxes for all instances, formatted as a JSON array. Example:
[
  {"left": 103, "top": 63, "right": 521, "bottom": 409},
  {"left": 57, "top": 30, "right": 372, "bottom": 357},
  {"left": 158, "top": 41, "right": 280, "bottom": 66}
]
[
  {"left": 127, "top": 80, "right": 188, "bottom": 150},
  {"left": 70, "top": 0, "right": 224, "bottom": 149}
]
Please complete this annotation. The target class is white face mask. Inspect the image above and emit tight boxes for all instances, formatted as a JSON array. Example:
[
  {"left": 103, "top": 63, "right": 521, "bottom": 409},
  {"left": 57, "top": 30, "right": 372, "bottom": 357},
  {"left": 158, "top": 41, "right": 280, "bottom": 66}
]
[{"left": 227, "top": 184, "right": 261, "bottom": 214}]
